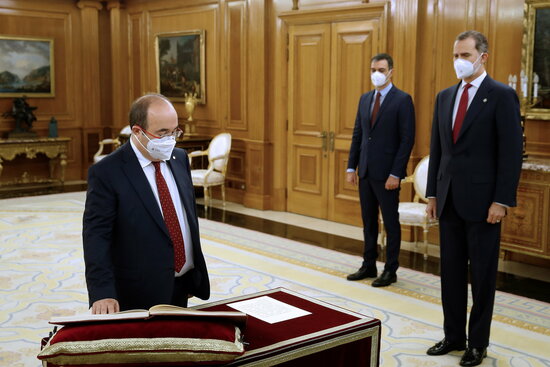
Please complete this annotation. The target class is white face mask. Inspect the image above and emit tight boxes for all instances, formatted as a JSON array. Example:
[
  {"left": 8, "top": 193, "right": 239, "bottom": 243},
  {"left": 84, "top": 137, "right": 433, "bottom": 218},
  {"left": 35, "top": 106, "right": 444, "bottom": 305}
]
[
  {"left": 454, "top": 53, "right": 484, "bottom": 80},
  {"left": 371, "top": 71, "right": 390, "bottom": 87},
  {"left": 135, "top": 131, "right": 176, "bottom": 161}
]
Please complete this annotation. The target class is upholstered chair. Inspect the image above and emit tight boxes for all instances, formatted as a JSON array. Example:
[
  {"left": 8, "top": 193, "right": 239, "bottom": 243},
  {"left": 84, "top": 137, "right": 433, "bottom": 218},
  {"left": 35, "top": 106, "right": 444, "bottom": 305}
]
[
  {"left": 188, "top": 133, "right": 232, "bottom": 210},
  {"left": 93, "top": 125, "right": 131, "bottom": 163},
  {"left": 380, "top": 156, "right": 437, "bottom": 259}
]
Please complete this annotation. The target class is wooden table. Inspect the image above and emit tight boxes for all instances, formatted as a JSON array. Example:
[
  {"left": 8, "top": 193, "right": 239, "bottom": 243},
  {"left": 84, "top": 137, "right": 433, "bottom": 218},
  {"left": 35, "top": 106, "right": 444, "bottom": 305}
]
[
  {"left": 0, "top": 137, "right": 70, "bottom": 186},
  {"left": 193, "top": 288, "right": 381, "bottom": 366}
]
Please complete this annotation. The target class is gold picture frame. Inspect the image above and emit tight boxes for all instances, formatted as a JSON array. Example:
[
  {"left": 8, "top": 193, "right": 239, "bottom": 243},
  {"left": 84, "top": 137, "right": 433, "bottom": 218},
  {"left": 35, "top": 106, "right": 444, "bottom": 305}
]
[
  {"left": 522, "top": 0, "right": 550, "bottom": 120},
  {"left": 0, "top": 35, "right": 55, "bottom": 98},
  {"left": 155, "top": 30, "right": 206, "bottom": 104}
]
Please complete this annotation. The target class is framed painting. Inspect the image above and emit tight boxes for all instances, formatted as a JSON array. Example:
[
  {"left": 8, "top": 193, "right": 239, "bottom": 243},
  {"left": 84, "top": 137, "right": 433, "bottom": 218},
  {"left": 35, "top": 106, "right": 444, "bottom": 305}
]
[
  {"left": 156, "top": 30, "right": 206, "bottom": 104},
  {"left": 522, "top": 0, "right": 550, "bottom": 120},
  {"left": 0, "top": 35, "right": 55, "bottom": 97}
]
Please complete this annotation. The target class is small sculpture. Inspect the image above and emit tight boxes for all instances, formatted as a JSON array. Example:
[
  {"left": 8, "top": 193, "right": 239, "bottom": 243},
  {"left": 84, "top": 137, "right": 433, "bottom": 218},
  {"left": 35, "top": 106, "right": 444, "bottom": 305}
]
[
  {"left": 184, "top": 92, "right": 198, "bottom": 135},
  {"left": 3, "top": 96, "right": 38, "bottom": 139}
]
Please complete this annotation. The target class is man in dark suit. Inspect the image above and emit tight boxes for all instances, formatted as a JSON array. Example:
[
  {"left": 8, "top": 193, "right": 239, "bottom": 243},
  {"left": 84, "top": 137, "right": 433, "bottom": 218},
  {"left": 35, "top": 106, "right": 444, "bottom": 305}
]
[
  {"left": 346, "top": 53, "right": 415, "bottom": 287},
  {"left": 425, "top": 31, "right": 522, "bottom": 366},
  {"left": 83, "top": 93, "right": 210, "bottom": 314}
]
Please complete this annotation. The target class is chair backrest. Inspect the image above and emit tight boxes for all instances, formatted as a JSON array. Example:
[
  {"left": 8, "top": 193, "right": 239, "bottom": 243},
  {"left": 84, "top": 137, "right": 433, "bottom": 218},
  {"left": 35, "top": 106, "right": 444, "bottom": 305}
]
[
  {"left": 208, "top": 133, "right": 232, "bottom": 173},
  {"left": 413, "top": 155, "right": 430, "bottom": 202},
  {"left": 119, "top": 125, "right": 131, "bottom": 136}
]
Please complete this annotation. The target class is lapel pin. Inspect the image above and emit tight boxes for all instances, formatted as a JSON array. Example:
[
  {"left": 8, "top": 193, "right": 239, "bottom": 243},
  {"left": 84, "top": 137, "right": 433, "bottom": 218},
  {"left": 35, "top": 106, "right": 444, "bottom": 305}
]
[
  {"left": 483, "top": 98, "right": 487, "bottom": 103},
  {"left": 173, "top": 156, "right": 176, "bottom": 160}
]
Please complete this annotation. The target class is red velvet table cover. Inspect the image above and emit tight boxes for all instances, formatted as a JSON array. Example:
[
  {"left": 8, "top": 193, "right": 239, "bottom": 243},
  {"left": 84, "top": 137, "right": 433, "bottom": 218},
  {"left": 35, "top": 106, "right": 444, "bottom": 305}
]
[{"left": 193, "top": 288, "right": 381, "bottom": 366}]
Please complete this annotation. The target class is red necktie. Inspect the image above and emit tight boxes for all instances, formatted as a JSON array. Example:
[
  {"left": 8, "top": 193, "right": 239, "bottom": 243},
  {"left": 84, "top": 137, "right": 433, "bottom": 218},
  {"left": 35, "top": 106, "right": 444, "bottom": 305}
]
[
  {"left": 453, "top": 83, "right": 472, "bottom": 143},
  {"left": 153, "top": 161, "right": 186, "bottom": 272},
  {"left": 371, "top": 92, "right": 381, "bottom": 126}
]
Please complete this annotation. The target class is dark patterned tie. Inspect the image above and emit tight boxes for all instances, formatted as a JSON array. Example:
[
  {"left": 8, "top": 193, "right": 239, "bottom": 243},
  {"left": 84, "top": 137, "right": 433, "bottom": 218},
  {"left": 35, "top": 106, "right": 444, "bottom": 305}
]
[
  {"left": 453, "top": 83, "right": 472, "bottom": 143},
  {"left": 153, "top": 161, "right": 186, "bottom": 272},
  {"left": 371, "top": 92, "right": 381, "bottom": 126}
]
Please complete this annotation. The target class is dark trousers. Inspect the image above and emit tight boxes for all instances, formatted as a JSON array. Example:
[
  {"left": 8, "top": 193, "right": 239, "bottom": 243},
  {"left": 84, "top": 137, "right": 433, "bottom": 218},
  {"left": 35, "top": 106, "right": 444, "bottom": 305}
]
[
  {"left": 358, "top": 177, "right": 401, "bottom": 273},
  {"left": 171, "top": 270, "right": 195, "bottom": 308},
  {"left": 439, "top": 193, "right": 500, "bottom": 348}
]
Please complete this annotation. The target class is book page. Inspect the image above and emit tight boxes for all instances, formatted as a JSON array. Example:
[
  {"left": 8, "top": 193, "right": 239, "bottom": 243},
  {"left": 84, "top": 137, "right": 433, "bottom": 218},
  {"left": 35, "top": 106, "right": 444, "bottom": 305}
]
[
  {"left": 49, "top": 309, "right": 149, "bottom": 325},
  {"left": 150, "top": 305, "right": 248, "bottom": 324},
  {"left": 227, "top": 296, "right": 311, "bottom": 324}
]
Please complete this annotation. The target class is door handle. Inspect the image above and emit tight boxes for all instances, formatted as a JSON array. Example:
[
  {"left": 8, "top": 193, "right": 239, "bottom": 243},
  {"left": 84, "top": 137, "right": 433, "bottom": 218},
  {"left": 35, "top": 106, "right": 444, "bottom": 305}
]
[
  {"left": 329, "top": 131, "right": 335, "bottom": 152},
  {"left": 319, "top": 131, "right": 327, "bottom": 152}
]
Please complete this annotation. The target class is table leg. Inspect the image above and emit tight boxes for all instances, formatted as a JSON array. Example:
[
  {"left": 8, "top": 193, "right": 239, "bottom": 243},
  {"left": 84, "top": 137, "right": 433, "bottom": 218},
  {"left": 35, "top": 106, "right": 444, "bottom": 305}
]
[
  {"left": 59, "top": 153, "right": 67, "bottom": 183},
  {"left": 0, "top": 158, "right": 3, "bottom": 186},
  {"left": 49, "top": 158, "right": 55, "bottom": 179}
]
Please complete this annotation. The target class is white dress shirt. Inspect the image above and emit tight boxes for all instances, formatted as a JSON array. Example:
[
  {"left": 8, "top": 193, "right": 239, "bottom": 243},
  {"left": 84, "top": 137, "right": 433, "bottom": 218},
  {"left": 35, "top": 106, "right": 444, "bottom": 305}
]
[
  {"left": 452, "top": 71, "right": 487, "bottom": 129},
  {"left": 130, "top": 136, "right": 194, "bottom": 276}
]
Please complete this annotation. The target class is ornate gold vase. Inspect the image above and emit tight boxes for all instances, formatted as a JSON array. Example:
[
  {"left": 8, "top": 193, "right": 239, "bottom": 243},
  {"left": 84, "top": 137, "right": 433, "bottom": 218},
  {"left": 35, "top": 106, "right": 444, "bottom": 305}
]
[{"left": 184, "top": 92, "right": 198, "bottom": 136}]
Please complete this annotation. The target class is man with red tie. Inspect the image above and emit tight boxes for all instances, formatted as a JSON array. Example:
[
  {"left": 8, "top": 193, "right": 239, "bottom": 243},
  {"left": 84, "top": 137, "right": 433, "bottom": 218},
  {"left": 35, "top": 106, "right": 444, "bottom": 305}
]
[
  {"left": 346, "top": 53, "right": 415, "bottom": 287},
  {"left": 83, "top": 94, "right": 209, "bottom": 314},
  {"left": 426, "top": 31, "right": 522, "bottom": 366}
]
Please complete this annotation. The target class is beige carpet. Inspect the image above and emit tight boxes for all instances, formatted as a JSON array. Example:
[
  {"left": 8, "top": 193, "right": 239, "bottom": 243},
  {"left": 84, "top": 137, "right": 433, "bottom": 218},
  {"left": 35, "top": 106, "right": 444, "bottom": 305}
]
[{"left": 0, "top": 192, "right": 549, "bottom": 366}]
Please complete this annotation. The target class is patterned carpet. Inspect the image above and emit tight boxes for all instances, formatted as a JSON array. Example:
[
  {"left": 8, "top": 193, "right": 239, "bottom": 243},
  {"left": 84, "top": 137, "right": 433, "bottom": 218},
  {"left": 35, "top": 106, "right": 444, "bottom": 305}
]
[{"left": 0, "top": 192, "right": 549, "bottom": 367}]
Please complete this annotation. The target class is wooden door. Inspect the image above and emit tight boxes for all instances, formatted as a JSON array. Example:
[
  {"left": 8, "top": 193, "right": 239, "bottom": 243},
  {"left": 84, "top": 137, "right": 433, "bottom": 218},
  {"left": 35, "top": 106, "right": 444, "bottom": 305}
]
[
  {"left": 287, "top": 23, "right": 331, "bottom": 218},
  {"left": 327, "top": 21, "right": 379, "bottom": 225},
  {"left": 287, "top": 20, "right": 379, "bottom": 225}
]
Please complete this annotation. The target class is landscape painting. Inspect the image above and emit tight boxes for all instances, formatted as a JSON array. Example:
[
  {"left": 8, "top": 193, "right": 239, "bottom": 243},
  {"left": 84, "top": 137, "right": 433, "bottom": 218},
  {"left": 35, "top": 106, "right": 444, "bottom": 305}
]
[
  {"left": 0, "top": 36, "right": 54, "bottom": 97},
  {"left": 156, "top": 30, "right": 205, "bottom": 103}
]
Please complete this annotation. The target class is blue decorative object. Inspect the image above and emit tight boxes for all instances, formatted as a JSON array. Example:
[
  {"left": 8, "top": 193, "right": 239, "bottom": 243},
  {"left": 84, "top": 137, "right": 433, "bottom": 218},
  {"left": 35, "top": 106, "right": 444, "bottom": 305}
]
[{"left": 48, "top": 117, "right": 58, "bottom": 138}]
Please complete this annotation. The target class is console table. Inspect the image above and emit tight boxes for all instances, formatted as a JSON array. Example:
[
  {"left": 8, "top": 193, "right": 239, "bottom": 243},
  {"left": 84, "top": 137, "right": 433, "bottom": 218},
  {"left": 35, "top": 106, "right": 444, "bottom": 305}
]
[
  {"left": 0, "top": 137, "right": 70, "bottom": 187},
  {"left": 501, "top": 158, "right": 550, "bottom": 259}
]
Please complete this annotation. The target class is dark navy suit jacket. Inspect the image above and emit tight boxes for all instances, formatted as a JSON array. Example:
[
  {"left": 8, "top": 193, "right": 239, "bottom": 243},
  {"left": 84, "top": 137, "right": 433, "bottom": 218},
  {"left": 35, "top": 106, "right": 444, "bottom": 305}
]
[
  {"left": 83, "top": 142, "right": 210, "bottom": 310},
  {"left": 426, "top": 75, "right": 523, "bottom": 222},
  {"left": 348, "top": 85, "right": 416, "bottom": 180}
]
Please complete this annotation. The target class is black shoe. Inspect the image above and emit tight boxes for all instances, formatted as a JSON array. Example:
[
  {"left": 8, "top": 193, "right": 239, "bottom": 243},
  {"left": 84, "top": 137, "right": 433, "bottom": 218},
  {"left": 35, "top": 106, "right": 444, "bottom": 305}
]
[
  {"left": 372, "top": 270, "right": 397, "bottom": 287},
  {"left": 460, "top": 347, "right": 487, "bottom": 366},
  {"left": 346, "top": 266, "right": 377, "bottom": 281},
  {"left": 426, "top": 338, "right": 466, "bottom": 356}
]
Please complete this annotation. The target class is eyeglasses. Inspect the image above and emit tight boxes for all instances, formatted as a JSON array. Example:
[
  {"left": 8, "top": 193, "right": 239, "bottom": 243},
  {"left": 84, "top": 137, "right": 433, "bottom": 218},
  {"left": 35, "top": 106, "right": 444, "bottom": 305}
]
[{"left": 137, "top": 126, "right": 183, "bottom": 139}]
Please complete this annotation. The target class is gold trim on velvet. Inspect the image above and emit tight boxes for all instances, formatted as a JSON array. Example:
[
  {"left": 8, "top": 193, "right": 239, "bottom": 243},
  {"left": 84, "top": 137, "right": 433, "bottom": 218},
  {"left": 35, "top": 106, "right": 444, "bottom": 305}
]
[{"left": 38, "top": 329, "right": 244, "bottom": 365}]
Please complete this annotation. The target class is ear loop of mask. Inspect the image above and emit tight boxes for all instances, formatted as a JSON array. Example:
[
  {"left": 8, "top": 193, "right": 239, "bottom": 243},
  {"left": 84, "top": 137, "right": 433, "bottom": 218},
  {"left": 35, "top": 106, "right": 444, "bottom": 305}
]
[{"left": 133, "top": 128, "right": 152, "bottom": 153}]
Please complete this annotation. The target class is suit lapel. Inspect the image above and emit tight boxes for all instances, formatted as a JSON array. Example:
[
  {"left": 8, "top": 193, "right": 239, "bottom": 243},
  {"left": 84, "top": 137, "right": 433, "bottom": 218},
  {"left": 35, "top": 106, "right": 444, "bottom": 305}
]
[
  {"left": 120, "top": 143, "right": 169, "bottom": 238},
  {"left": 455, "top": 76, "right": 494, "bottom": 142},
  {"left": 166, "top": 155, "right": 196, "bottom": 222}
]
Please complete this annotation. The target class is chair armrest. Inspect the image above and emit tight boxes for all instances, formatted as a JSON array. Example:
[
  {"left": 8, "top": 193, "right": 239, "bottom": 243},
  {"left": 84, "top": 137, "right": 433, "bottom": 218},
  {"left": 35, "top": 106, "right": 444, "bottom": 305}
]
[
  {"left": 401, "top": 175, "right": 414, "bottom": 184},
  {"left": 188, "top": 150, "right": 208, "bottom": 158}
]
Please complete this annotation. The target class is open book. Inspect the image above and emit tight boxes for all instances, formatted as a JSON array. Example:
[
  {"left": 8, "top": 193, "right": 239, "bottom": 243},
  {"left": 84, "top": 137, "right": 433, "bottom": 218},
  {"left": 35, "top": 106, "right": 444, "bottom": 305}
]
[{"left": 49, "top": 304, "right": 247, "bottom": 326}]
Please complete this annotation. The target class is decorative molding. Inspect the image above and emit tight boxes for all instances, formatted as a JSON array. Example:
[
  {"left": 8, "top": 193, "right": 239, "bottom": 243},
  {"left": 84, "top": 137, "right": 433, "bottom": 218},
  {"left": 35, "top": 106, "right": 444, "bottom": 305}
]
[{"left": 76, "top": 1, "right": 103, "bottom": 11}]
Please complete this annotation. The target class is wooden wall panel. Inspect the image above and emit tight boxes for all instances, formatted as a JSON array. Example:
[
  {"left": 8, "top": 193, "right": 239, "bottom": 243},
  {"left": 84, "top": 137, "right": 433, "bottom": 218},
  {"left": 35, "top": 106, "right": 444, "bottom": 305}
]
[
  {"left": 148, "top": 5, "right": 220, "bottom": 128},
  {"left": 128, "top": 14, "right": 144, "bottom": 101},
  {"left": 0, "top": 7, "right": 78, "bottom": 127},
  {"left": 226, "top": 1, "right": 247, "bottom": 131},
  {"left": 2, "top": 0, "right": 547, "bottom": 225},
  {"left": 0, "top": 0, "right": 83, "bottom": 181}
]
